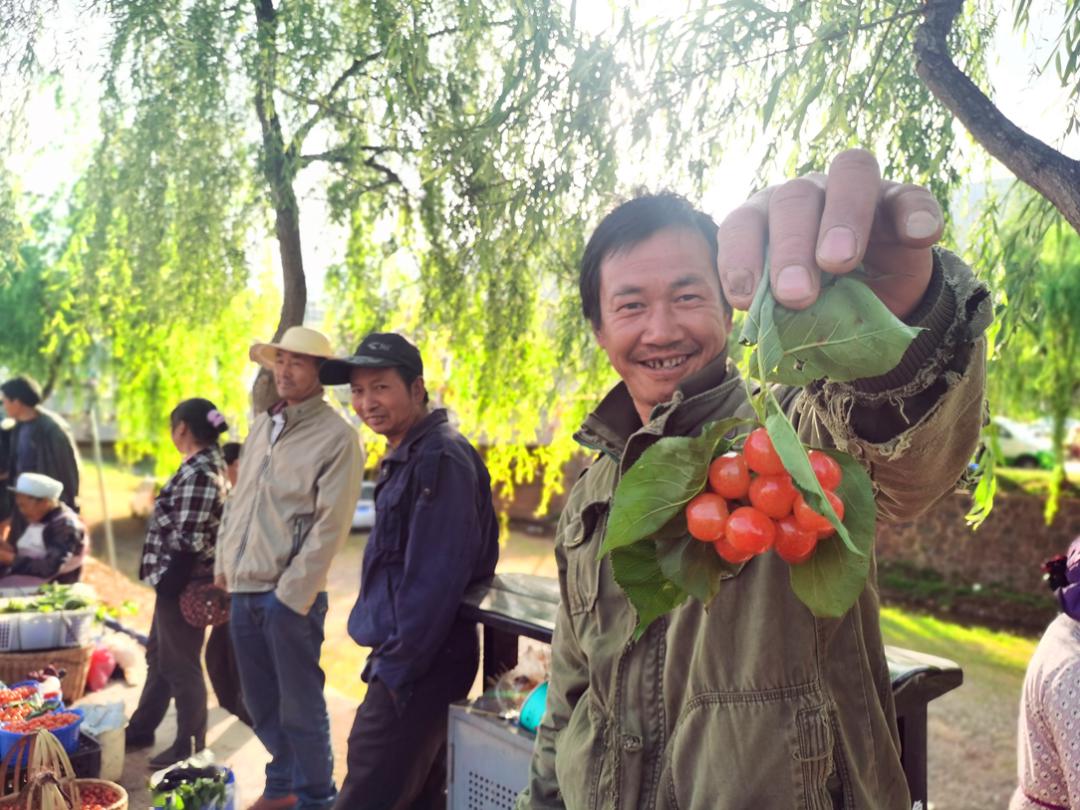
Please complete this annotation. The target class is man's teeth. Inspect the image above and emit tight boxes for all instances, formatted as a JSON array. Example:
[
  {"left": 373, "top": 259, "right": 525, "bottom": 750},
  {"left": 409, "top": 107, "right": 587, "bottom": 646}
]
[{"left": 645, "top": 357, "right": 686, "bottom": 370}]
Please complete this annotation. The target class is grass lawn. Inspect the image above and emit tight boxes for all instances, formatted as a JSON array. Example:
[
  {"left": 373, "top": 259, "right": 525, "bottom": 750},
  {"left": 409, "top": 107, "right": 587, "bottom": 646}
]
[{"left": 82, "top": 461, "right": 1037, "bottom": 807}]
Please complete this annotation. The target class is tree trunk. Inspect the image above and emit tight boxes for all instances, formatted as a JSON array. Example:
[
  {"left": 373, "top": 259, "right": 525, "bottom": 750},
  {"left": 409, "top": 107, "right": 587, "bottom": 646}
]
[
  {"left": 251, "top": 0, "right": 307, "bottom": 413},
  {"left": 914, "top": 0, "right": 1080, "bottom": 235}
]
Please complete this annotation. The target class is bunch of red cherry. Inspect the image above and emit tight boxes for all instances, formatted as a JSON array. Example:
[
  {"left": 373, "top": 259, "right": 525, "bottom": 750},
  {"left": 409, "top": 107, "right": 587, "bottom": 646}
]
[{"left": 685, "top": 428, "right": 845, "bottom": 565}]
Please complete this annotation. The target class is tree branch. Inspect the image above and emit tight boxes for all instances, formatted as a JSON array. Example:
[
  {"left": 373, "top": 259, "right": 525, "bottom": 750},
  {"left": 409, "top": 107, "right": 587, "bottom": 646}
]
[{"left": 914, "top": 0, "right": 1080, "bottom": 233}]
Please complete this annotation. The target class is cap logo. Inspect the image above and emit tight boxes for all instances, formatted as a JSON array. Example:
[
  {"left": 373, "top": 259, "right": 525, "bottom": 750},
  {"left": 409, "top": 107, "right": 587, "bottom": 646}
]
[{"left": 366, "top": 341, "right": 391, "bottom": 351}]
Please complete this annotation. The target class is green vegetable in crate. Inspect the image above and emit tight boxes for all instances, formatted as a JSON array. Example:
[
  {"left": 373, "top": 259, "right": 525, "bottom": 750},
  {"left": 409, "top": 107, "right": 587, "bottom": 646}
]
[{"left": 151, "top": 764, "right": 229, "bottom": 810}]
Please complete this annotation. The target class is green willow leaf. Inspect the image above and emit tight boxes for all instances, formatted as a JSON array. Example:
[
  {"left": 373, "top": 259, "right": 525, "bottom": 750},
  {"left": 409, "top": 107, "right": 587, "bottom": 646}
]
[
  {"left": 600, "top": 417, "right": 751, "bottom": 557},
  {"left": 788, "top": 449, "right": 875, "bottom": 617},
  {"left": 611, "top": 539, "right": 688, "bottom": 641},
  {"left": 763, "top": 391, "right": 861, "bottom": 555}
]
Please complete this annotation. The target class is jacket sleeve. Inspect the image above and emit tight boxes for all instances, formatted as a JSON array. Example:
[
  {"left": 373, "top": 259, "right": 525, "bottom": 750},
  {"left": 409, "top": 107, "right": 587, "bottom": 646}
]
[
  {"left": 274, "top": 426, "right": 364, "bottom": 615},
  {"left": 372, "top": 452, "right": 490, "bottom": 693},
  {"left": 516, "top": 517, "right": 590, "bottom": 809},
  {"left": 11, "top": 515, "right": 84, "bottom": 579},
  {"left": 790, "top": 249, "right": 991, "bottom": 523}
]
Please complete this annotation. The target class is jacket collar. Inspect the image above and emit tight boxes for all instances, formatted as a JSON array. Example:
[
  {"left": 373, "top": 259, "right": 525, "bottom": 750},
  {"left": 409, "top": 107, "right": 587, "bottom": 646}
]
[
  {"left": 269, "top": 392, "right": 330, "bottom": 424},
  {"left": 574, "top": 347, "right": 745, "bottom": 462},
  {"left": 386, "top": 408, "right": 447, "bottom": 463}
]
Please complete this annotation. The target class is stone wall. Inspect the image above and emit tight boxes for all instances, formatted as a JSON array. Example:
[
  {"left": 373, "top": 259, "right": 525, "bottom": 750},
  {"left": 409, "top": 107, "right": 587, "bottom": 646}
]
[{"left": 876, "top": 490, "right": 1080, "bottom": 599}]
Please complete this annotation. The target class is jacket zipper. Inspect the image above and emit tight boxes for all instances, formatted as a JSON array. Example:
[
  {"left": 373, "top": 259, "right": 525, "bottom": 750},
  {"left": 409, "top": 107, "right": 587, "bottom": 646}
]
[{"left": 233, "top": 413, "right": 296, "bottom": 571}]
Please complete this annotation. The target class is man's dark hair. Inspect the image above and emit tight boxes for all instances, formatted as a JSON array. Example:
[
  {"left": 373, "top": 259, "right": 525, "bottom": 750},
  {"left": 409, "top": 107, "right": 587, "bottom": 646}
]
[
  {"left": 579, "top": 191, "right": 728, "bottom": 329},
  {"left": 222, "top": 442, "right": 242, "bottom": 465},
  {"left": 395, "top": 367, "right": 430, "bottom": 405},
  {"left": 0, "top": 376, "right": 43, "bottom": 408}
]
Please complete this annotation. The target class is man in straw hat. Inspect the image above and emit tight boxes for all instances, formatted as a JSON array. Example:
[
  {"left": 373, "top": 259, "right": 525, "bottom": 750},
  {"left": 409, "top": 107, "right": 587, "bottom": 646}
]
[{"left": 216, "top": 326, "right": 364, "bottom": 810}]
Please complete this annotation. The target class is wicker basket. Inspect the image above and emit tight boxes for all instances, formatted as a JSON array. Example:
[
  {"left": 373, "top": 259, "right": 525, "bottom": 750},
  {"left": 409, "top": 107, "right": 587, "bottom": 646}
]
[
  {"left": 74, "top": 778, "right": 128, "bottom": 810},
  {"left": 0, "top": 646, "right": 94, "bottom": 704}
]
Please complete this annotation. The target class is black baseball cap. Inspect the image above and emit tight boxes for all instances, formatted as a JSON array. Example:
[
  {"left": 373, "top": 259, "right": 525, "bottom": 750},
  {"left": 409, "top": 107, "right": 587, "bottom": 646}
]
[{"left": 319, "top": 332, "right": 424, "bottom": 385}]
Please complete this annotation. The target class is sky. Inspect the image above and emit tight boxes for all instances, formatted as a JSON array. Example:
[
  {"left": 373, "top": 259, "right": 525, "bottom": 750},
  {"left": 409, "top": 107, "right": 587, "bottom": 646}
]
[{"left": 12, "top": 1, "right": 1080, "bottom": 309}]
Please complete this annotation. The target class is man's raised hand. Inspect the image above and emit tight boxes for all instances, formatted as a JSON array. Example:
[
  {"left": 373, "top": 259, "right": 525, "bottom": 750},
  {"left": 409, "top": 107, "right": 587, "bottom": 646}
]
[{"left": 716, "top": 149, "right": 943, "bottom": 320}]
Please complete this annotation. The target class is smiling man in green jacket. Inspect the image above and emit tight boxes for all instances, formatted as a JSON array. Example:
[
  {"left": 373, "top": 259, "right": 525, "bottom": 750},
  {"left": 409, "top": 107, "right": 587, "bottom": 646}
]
[{"left": 518, "top": 150, "right": 989, "bottom": 809}]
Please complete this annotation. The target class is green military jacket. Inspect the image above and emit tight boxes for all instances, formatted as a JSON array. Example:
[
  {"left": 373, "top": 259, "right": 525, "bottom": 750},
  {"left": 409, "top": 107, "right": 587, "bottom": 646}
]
[{"left": 519, "top": 250, "right": 990, "bottom": 809}]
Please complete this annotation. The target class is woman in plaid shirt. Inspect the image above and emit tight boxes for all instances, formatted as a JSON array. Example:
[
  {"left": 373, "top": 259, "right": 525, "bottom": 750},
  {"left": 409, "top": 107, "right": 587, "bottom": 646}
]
[{"left": 126, "top": 398, "right": 229, "bottom": 769}]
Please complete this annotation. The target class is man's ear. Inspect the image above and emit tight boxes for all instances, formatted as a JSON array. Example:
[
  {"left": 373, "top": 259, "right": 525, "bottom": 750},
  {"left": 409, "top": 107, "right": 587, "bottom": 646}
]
[{"left": 411, "top": 376, "right": 427, "bottom": 404}]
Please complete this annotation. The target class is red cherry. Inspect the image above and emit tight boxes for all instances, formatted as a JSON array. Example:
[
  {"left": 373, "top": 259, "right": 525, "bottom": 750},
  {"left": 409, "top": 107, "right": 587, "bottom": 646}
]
[
  {"left": 793, "top": 490, "right": 845, "bottom": 537},
  {"left": 708, "top": 452, "right": 751, "bottom": 500},
  {"left": 774, "top": 516, "right": 818, "bottom": 564},
  {"left": 748, "top": 474, "right": 798, "bottom": 519},
  {"left": 725, "top": 506, "right": 776, "bottom": 555},
  {"left": 808, "top": 450, "right": 843, "bottom": 491},
  {"left": 714, "top": 533, "right": 754, "bottom": 564},
  {"left": 743, "top": 428, "right": 787, "bottom": 476},
  {"left": 685, "top": 493, "right": 729, "bottom": 542}
]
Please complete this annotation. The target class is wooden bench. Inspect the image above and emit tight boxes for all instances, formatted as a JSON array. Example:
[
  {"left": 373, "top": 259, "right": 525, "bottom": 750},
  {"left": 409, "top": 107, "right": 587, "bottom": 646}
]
[{"left": 461, "top": 572, "right": 962, "bottom": 808}]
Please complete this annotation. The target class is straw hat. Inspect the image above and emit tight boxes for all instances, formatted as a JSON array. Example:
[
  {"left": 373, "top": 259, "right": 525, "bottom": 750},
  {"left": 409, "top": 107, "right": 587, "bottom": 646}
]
[{"left": 249, "top": 326, "right": 335, "bottom": 370}]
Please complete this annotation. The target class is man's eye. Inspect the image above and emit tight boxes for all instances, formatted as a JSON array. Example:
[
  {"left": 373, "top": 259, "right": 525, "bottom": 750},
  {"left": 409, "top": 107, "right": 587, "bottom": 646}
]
[
  {"left": 676, "top": 293, "right": 702, "bottom": 303},
  {"left": 617, "top": 302, "right": 644, "bottom": 312}
]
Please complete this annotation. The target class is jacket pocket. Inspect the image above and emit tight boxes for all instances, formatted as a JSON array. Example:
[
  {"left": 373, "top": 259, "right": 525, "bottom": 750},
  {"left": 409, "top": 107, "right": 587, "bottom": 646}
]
[
  {"left": 659, "top": 694, "right": 844, "bottom": 810},
  {"left": 553, "top": 690, "right": 608, "bottom": 810},
  {"left": 563, "top": 500, "right": 608, "bottom": 616},
  {"left": 288, "top": 513, "right": 315, "bottom": 565}
]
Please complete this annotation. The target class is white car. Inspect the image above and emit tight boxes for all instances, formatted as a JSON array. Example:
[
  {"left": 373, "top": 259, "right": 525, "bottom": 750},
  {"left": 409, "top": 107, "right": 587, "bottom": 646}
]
[
  {"left": 351, "top": 481, "right": 377, "bottom": 531},
  {"left": 993, "top": 417, "right": 1053, "bottom": 470}
]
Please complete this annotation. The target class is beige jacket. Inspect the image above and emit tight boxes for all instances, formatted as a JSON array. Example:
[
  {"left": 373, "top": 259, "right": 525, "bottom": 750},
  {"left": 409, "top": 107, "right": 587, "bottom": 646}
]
[{"left": 216, "top": 394, "right": 364, "bottom": 615}]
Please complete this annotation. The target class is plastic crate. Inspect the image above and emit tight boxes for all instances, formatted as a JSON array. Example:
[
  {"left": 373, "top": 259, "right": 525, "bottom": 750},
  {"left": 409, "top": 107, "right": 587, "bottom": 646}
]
[
  {"left": 447, "top": 703, "right": 535, "bottom": 810},
  {"left": 0, "top": 616, "right": 18, "bottom": 653},
  {"left": 0, "top": 707, "right": 84, "bottom": 763},
  {"left": 17, "top": 609, "right": 96, "bottom": 651}
]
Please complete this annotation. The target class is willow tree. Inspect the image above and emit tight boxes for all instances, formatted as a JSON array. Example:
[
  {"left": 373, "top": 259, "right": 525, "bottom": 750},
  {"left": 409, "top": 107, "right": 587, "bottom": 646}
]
[{"left": 625, "top": 0, "right": 1079, "bottom": 518}]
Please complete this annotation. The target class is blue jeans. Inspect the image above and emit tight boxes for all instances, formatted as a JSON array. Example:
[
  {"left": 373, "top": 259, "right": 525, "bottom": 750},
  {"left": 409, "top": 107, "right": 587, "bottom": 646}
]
[{"left": 231, "top": 591, "right": 335, "bottom": 809}]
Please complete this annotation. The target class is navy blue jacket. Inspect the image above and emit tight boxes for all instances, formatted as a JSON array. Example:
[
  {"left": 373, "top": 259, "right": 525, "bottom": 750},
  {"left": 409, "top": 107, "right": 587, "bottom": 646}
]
[{"left": 348, "top": 409, "right": 499, "bottom": 692}]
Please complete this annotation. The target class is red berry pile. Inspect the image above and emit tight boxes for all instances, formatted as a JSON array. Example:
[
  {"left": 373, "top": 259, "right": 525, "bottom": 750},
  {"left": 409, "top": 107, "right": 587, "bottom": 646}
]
[
  {"left": 1, "top": 711, "right": 79, "bottom": 733},
  {"left": 686, "top": 428, "right": 844, "bottom": 565},
  {"left": 0, "top": 686, "right": 37, "bottom": 706},
  {"left": 79, "top": 783, "right": 122, "bottom": 809}
]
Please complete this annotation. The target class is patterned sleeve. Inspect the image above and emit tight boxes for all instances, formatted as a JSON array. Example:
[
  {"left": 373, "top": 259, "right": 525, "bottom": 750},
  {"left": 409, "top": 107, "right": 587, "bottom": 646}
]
[
  {"left": 1046, "top": 659, "right": 1080, "bottom": 808},
  {"left": 153, "top": 469, "right": 222, "bottom": 557}
]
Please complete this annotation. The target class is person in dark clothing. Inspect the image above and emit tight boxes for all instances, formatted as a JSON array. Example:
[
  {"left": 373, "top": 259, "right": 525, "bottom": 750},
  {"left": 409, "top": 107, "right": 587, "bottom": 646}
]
[
  {"left": 205, "top": 439, "right": 252, "bottom": 728},
  {"left": 0, "top": 472, "right": 85, "bottom": 586},
  {"left": 320, "top": 332, "right": 500, "bottom": 810},
  {"left": 0, "top": 418, "right": 14, "bottom": 524},
  {"left": 126, "top": 398, "right": 229, "bottom": 770},
  {"left": 1, "top": 376, "right": 81, "bottom": 543}
]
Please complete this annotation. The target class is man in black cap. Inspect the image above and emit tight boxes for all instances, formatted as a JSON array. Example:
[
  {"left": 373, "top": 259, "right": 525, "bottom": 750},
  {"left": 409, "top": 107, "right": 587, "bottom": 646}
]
[
  {"left": 320, "top": 332, "right": 500, "bottom": 810},
  {"left": 0, "top": 376, "right": 81, "bottom": 543}
]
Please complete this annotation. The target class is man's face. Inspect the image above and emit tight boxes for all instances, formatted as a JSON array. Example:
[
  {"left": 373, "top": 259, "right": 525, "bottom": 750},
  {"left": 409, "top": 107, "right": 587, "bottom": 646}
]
[
  {"left": 349, "top": 367, "right": 425, "bottom": 447},
  {"left": 593, "top": 227, "right": 732, "bottom": 423},
  {"left": 1, "top": 395, "right": 26, "bottom": 421},
  {"left": 273, "top": 350, "right": 322, "bottom": 405},
  {"left": 14, "top": 493, "right": 50, "bottom": 523}
]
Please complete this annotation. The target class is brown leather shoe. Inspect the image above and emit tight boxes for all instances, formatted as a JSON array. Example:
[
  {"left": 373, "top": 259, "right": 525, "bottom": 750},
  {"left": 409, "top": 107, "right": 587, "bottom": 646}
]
[{"left": 246, "top": 795, "right": 298, "bottom": 810}]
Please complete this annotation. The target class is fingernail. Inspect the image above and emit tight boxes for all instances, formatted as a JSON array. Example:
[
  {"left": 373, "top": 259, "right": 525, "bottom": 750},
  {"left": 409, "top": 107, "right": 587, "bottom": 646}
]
[
  {"left": 728, "top": 270, "right": 753, "bottom": 297},
  {"left": 905, "top": 210, "right": 940, "bottom": 240},
  {"left": 819, "top": 226, "right": 857, "bottom": 264},
  {"left": 775, "top": 265, "right": 813, "bottom": 301}
]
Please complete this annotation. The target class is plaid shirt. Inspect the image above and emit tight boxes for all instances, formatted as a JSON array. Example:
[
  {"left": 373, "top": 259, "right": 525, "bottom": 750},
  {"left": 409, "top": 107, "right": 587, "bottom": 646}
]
[{"left": 140, "top": 446, "right": 227, "bottom": 586}]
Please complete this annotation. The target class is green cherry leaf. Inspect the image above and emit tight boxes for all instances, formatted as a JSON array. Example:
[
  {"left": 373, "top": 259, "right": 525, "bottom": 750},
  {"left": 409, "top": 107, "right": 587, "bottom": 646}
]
[
  {"left": 611, "top": 539, "right": 689, "bottom": 641},
  {"left": 762, "top": 391, "right": 861, "bottom": 555},
  {"left": 654, "top": 512, "right": 727, "bottom": 604},
  {"left": 788, "top": 448, "right": 876, "bottom": 617},
  {"left": 600, "top": 417, "right": 752, "bottom": 557}
]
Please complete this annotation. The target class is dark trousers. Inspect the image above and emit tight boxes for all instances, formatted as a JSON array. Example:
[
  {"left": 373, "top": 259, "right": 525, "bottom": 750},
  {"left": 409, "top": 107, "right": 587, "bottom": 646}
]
[
  {"left": 206, "top": 622, "right": 252, "bottom": 726},
  {"left": 127, "top": 594, "right": 208, "bottom": 754},
  {"left": 231, "top": 591, "right": 335, "bottom": 810},
  {"left": 334, "top": 622, "right": 479, "bottom": 810}
]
